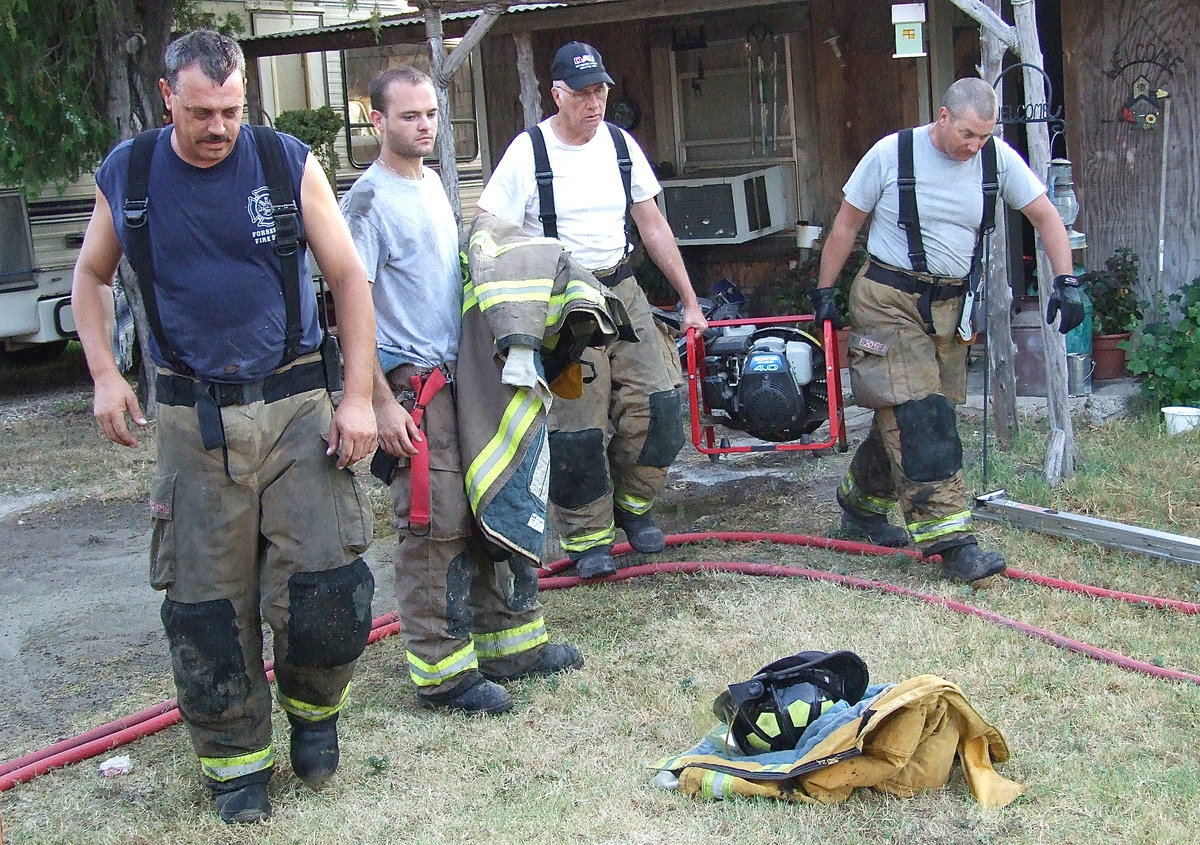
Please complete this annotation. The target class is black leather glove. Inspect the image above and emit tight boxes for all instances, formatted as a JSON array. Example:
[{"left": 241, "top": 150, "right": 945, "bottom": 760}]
[
  {"left": 811, "top": 286, "right": 845, "bottom": 328},
  {"left": 1046, "top": 274, "right": 1084, "bottom": 334}
]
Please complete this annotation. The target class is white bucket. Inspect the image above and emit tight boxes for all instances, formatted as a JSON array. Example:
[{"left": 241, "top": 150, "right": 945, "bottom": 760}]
[{"left": 1162, "top": 406, "right": 1200, "bottom": 435}]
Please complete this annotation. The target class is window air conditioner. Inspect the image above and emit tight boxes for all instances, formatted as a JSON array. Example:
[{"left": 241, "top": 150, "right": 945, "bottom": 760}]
[{"left": 658, "top": 164, "right": 788, "bottom": 245}]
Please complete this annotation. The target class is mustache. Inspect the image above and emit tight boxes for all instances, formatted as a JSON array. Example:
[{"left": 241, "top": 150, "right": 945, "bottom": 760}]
[{"left": 198, "top": 134, "right": 232, "bottom": 143}]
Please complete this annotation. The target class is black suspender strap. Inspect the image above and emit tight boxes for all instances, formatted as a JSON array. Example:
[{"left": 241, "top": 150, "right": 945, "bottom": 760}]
[
  {"left": 527, "top": 122, "right": 635, "bottom": 253},
  {"left": 527, "top": 125, "right": 557, "bottom": 240},
  {"left": 896, "top": 128, "right": 927, "bottom": 274},
  {"left": 606, "top": 121, "right": 633, "bottom": 257},
  {"left": 968, "top": 137, "right": 999, "bottom": 280},
  {"left": 248, "top": 124, "right": 305, "bottom": 369},
  {"left": 123, "top": 128, "right": 193, "bottom": 376}
]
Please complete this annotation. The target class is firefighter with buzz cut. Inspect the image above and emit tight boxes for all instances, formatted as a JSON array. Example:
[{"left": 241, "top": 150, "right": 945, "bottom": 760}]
[
  {"left": 814, "top": 77, "right": 1082, "bottom": 583},
  {"left": 71, "top": 30, "right": 378, "bottom": 824},
  {"left": 477, "top": 41, "right": 708, "bottom": 579},
  {"left": 342, "top": 66, "right": 585, "bottom": 717}
]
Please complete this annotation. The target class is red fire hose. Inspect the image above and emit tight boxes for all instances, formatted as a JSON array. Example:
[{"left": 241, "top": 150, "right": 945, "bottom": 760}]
[{"left": 3, "top": 533, "right": 1197, "bottom": 793}]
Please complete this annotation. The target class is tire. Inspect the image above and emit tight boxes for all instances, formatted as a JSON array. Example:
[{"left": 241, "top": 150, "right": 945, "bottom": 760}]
[{"left": 0, "top": 340, "right": 69, "bottom": 367}]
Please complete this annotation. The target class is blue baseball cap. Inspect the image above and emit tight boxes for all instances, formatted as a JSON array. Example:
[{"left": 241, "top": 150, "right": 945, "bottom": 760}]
[{"left": 551, "top": 41, "right": 615, "bottom": 90}]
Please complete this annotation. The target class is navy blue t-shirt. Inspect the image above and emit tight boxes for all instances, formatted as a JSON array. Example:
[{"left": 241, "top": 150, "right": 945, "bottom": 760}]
[{"left": 96, "top": 127, "right": 321, "bottom": 382}]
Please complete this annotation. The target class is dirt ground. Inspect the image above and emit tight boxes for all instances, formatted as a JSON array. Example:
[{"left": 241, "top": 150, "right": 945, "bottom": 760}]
[{"left": 0, "top": 377, "right": 849, "bottom": 762}]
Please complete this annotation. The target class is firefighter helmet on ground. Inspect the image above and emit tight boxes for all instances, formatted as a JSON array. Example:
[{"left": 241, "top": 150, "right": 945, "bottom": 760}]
[{"left": 713, "top": 650, "right": 869, "bottom": 754}]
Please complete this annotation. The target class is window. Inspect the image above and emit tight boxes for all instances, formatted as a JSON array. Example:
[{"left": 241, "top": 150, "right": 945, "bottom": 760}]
[
  {"left": 342, "top": 41, "right": 479, "bottom": 168},
  {"left": 671, "top": 36, "right": 795, "bottom": 169}
]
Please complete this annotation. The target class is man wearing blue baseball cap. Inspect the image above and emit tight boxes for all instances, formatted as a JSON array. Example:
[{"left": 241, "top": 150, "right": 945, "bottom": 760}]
[{"left": 479, "top": 41, "right": 707, "bottom": 579}]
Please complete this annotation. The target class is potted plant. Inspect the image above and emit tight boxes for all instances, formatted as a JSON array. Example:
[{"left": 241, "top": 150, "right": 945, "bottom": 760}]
[
  {"left": 1124, "top": 275, "right": 1200, "bottom": 419},
  {"left": 1080, "top": 247, "right": 1144, "bottom": 379}
]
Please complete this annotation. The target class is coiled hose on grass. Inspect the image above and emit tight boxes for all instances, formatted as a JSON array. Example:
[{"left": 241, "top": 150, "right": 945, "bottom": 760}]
[{"left": 3, "top": 531, "right": 1197, "bottom": 792}]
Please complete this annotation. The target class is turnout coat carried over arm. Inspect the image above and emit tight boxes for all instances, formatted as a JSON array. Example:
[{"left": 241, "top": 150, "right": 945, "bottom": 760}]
[{"left": 457, "top": 211, "right": 628, "bottom": 565}]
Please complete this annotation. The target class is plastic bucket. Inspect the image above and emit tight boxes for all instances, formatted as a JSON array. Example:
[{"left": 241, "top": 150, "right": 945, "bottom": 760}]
[
  {"left": 1066, "top": 353, "right": 1093, "bottom": 396},
  {"left": 1162, "top": 406, "right": 1200, "bottom": 435}
]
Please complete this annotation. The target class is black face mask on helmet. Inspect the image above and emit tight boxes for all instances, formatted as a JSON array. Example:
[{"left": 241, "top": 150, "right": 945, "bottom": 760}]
[{"left": 713, "top": 650, "right": 870, "bottom": 754}]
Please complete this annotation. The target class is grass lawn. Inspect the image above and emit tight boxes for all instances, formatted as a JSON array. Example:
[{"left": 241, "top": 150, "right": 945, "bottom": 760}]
[{"left": 2, "top": 376, "right": 1198, "bottom": 844}]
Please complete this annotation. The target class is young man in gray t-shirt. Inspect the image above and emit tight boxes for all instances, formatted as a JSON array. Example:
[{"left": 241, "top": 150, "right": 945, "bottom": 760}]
[{"left": 342, "top": 67, "right": 583, "bottom": 717}]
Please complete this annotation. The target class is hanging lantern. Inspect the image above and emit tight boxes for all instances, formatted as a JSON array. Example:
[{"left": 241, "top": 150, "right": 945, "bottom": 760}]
[{"left": 892, "top": 3, "right": 927, "bottom": 59}]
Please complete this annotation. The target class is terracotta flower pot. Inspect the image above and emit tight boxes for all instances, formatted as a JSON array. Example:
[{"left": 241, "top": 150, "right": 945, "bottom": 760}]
[
  {"left": 1092, "top": 331, "right": 1131, "bottom": 380},
  {"left": 836, "top": 327, "right": 850, "bottom": 367}
]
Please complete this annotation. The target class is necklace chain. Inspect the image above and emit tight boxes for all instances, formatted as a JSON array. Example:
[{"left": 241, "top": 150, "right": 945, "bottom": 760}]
[{"left": 378, "top": 157, "right": 420, "bottom": 180}]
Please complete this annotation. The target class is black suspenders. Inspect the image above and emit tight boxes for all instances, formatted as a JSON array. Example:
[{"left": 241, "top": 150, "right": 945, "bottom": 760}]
[
  {"left": 121, "top": 126, "right": 307, "bottom": 376},
  {"left": 895, "top": 128, "right": 998, "bottom": 277},
  {"left": 527, "top": 121, "right": 634, "bottom": 256}
]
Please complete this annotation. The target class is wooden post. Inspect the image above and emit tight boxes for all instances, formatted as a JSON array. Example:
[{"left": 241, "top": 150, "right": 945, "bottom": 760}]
[
  {"left": 944, "top": 0, "right": 1076, "bottom": 484},
  {"left": 514, "top": 32, "right": 542, "bottom": 129},
  {"left": 981, "top": 0, "right": 1019, "bottom": 449},
  {"left": 1012, "top": 0, "right": 1077, "bottom": 483},
  {"left": 418, "top": 1, "right": 509, "bottom": 230}
]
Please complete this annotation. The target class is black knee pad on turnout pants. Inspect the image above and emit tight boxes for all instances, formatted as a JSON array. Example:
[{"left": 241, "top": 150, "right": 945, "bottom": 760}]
[
  {"left": 286, "top": 558, "right": 375, "bottom": 668},
  {"left": 895, "top": 394, "right": 962, "bottom": 482},
  {"left": 549, "top": 428, "right": 610, "bottom": 509},
  {"left": 637, "top": 389, "right": 686, "bottom": 468},
  {"left": 161, "top": 597, "right": 250, "bottom": 717}
]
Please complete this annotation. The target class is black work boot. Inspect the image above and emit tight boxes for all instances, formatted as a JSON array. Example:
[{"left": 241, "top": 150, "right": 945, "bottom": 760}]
[
  {"left": 481, "top": 643, "right": 584, "bottom": 683},
  {"left": 932, "top": 540, "right": 1007, "bottom": 584},
  {"left": 836, "top": 490, "right": 909, "bottom": 548},
  {"left": 287, "top": 712, "right": 339, "bottom": 790},
  {"left": 571, "top": 545, "right": 617, "bottom": 579},
  {"left": 208, "top": 769, "right": 272, "bottom": 825},
  {"left": 420, "top": 674, "right": 513, "bottom": 716},
  {"left": 614, "top": 508, "right": 666, "bottom": 554}
]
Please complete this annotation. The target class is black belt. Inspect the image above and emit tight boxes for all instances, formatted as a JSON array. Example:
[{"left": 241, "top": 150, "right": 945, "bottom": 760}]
[
  {"left": 865, "top": 258, "right": 965, "bottom": 335},
  {"left": 156, "top": 359, "right": 327, "bottom": 408},
  {"left": 157, "top": 359, "right": 328, "bottom": 452},
  {"left": 593, "top": 258, "right": 634, "bottom": 288}
]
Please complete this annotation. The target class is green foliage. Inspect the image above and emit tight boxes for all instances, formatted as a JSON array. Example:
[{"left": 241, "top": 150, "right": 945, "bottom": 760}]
[
  {"left": 1081, "top": 247, "right": 1144, "bottom": 335},
  {"left": 171, "top": 1, "right": 245, "bottom": 37},
  {"left": 0, "top": 0, "right": 115, "bottom": 193},
  {"left": 769, "top": 248, "right": 863, "bottom": 317},
  {"left": 1124, "top": 276, "right": 1200, "bottom": 408},
  {"left": 274, "top": 106, "right": 344, "bottom": 186}
]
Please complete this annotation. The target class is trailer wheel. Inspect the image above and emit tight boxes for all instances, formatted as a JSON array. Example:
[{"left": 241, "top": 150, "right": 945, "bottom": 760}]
[{"left": 0, "top": 340, "right": 68, "bottom": 367}]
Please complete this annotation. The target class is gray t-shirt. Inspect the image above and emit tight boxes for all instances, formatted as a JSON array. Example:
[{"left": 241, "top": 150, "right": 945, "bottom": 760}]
[
  {"left": 843, "top": 125, "right": 1046, "bottom": 277},
  {"left": 341, "top": 163, "right": 461, "bottom": 370}
]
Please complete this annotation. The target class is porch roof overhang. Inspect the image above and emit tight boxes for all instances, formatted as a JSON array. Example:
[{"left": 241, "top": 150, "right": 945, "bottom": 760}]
[{"left": 238, "top": 0, "right": 804, "bottom": 57}]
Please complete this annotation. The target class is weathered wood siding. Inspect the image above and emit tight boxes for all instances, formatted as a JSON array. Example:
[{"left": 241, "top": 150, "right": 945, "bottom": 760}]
[
  {"left": 807, "top": 0, "right": 920, "bottom": 223},
  {"left": 1062, "top": 0, "right": 1199, "bottom": 299}
]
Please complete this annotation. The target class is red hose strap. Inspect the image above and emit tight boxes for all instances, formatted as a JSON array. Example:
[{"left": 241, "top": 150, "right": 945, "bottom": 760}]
[{"left": 406, "top": 367, "right": 449, "bottom": 535}]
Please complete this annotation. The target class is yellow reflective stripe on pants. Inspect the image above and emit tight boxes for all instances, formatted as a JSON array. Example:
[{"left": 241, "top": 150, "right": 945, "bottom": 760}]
[
  {"left": 560, "top": 522, "right": 616, "bottom": 553},
  {"left": 473, "top": 618, "right": 549, "bottom": 660},
  {"left": 200, "top": 745, "right": 275, "bottom": 782},
  {"left": 839, "top": 474, "right": 897, "bottom": 516},
  {"left": 276, "top": 683, "right": 350, "bottom": 722},
  {"left": 407, "top": 642, "right": 478, "bottom": 688},
  {"left": 909, "top": 509, "right": 973, "bottom": 544},
  {"left": 465, "top": 388, "right": 544, "bottom": 512},
  {"left": 613, "top": 491, "right": 652, "bottom": 515}
]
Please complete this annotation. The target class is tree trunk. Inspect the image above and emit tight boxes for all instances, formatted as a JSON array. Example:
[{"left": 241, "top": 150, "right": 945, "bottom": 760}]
[
  {"left": 421, "top": 1, "right": 509, "bottom": 234},
  {"left": 1012, "top": 0, "right": 1078, "bottom": 484},
  {"left": 97, "top": 1, "right": 173, "bottom": 413},
  {"left": 515, "top": 32, "right": 543, "bottom": 129},
  {"left": 981, "top": 0, "right": 1019, "bottom": 450}
]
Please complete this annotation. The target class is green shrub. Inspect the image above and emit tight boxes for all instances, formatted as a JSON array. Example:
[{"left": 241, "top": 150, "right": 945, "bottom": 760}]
[
  {"left": 1080, "top": 247, "right": 1144, "bottom": 335},
  {"left": 1124, "top": 275, "right": 1200, "bottom": 408},
  {"left": 274, "top": 106, "right": 344, "bottom": 186}
]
